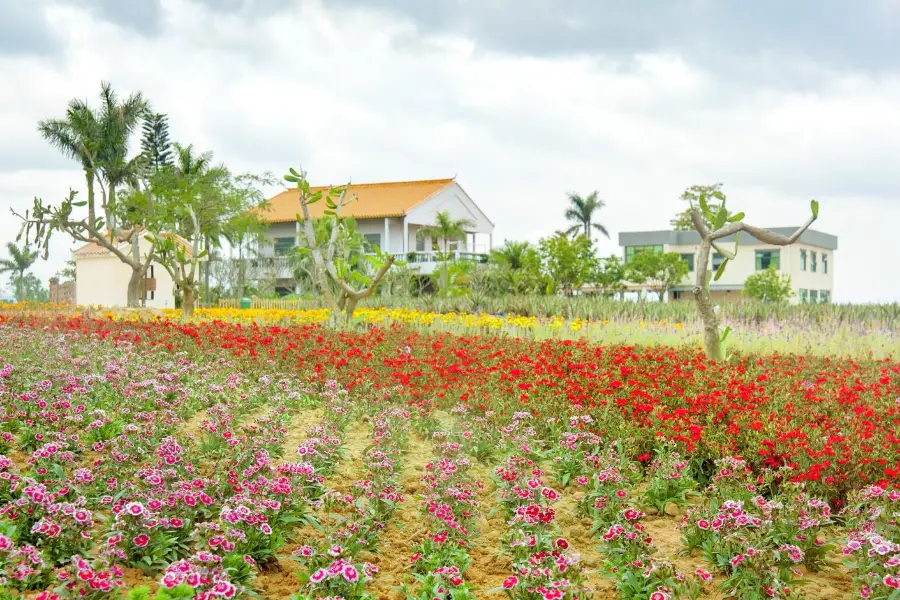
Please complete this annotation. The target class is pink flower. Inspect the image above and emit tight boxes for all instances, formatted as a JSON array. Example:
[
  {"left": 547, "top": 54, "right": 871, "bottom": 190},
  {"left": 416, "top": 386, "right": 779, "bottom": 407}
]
[
  {"left": 342, "top": 565, "right": 359, "bottom": 582},
  {"left": 132, "top": 534, "right": 150, "bottom": 547},
  {"left": 502, "top": 576, "right": 518, "bottom": 589},
  {"left": 310, "top": 569, "right": 327, "bottom": 583},
  {"left": 885, "top": 575, "right": 900, "bottom": 589},
  {"left": 650, "top": 592, "right": 669, "bottom": 600}
]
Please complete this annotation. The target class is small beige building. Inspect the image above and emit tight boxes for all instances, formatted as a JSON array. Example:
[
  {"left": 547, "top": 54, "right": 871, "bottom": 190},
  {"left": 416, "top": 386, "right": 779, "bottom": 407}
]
[
  {"left": 618, "top": 227, "right": 837, "bottom": 303},
  {"left": 73, "top": 232, "right": 182, "bottom": 308}
]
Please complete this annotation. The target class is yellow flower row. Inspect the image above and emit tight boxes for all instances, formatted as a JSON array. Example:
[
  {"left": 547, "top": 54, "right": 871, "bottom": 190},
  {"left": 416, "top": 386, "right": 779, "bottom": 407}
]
[{"left": 1, "top": 303, "right": 684, "bottom": 332}]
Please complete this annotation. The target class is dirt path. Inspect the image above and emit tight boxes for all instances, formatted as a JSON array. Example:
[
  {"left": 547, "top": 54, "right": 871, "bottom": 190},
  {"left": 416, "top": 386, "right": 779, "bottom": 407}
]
[{"left": 366, "top": 431, "right": 433, "bottom": 599}]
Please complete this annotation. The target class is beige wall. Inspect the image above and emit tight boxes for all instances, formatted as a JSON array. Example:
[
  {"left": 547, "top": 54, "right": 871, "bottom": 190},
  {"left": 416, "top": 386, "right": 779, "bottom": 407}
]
[{"left": 74, "top": 237, "right": 177, "bottom": 308}]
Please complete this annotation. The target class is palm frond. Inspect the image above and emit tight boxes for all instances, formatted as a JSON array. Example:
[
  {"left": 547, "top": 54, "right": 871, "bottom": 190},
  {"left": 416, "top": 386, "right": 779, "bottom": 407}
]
[{"left": 592, "top": 223, "right": 610, "bottom": 239}]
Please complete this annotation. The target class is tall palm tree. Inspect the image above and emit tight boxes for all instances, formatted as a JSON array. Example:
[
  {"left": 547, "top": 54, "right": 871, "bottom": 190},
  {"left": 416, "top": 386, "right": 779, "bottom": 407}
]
[
  {"left": 0, "top": 243, "right": 39, "bottom": 302},
  {"left": 564, "top": 191, "right": 610, "bottom": 240},
  {"left": 38, "top": 82, "right": 150, "bottom": 307},
  {"left": 39, "top": 81, "right": 149, "bottom": 233},
  {"left": 416, "top": 210, "right": 475, "bottom": 294}
]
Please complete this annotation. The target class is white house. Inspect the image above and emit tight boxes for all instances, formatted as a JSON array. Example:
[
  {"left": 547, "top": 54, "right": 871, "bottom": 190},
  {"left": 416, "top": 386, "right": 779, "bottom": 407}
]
[
  {"left": 250, "top": 178, "right": 495, "bottom": 294},
  {"left": 73, "top": 231, "right": 184, "bottom": 308},
  {"left": 618, "top": 227, "right": 838, "bottom": 303}
]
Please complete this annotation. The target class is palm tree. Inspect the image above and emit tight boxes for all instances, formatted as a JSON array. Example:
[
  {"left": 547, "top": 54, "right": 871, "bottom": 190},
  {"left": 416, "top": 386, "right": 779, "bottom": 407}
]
[
  {"left": 38, "top": 81, "right": 150, "bottom": 307},
  {"left": 0, "top": 243, "right": 39, "bottom": 302},
  {"left": 489, "top": 240, "right": 532, "bottom": 270},
  {"left": 416, "top": 210, "right": 475, "bottom": 294},
  {"left": 564, "top": 191, "right": 610, "bottom": 240},
  {"left": 39, "top": 81, "right": 149, "bottom": 233}
]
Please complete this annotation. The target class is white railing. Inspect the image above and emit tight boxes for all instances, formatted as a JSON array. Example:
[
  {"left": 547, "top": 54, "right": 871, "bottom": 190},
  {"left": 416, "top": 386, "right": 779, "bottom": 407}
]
[{"left": 390, "top": 251, "right": 488, "bottom": 264}]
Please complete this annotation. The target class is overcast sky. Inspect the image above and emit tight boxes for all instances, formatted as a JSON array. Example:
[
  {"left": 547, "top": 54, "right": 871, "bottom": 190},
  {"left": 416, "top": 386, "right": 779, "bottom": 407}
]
[{"left": 1, "top": 0, "right": 898, "bottom": 302}]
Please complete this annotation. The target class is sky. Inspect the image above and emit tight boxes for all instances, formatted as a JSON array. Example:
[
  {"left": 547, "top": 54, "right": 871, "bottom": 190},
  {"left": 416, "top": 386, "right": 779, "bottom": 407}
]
[{"left": 1, "top": 0, "right": 899, "bottom": 303}]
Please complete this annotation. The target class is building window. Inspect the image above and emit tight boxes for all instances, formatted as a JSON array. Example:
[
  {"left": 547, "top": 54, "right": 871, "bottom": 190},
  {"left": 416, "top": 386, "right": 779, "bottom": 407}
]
[
  {"left": 624, "top": 245, "right": 663, "bottom": 264},
  {"left": 755, "top": 249, "right": 780, "bottom": 270},
  {"left": 810, "top": 251, "right": 817, "bottom": 273},
  {"left": 273, "top": 237, "right": 295, "bottom": 256},
  {"left": 799, "top": 288, "right": 808, "bottom": 303},
  {"left": 415, "top": 235, "right": 426, "bottom": 252},
  {"left": 711, "top": 252, "right": 725, "bottom": 271},
  {"left": 363, "top": 233, "right": 382, "bottom": 250},
  {"left": 800, "top": 249, "right": 807, "bottom": 271},
  {"left": 149, "top": 265, "right": 155, "bottom": 301},
  {"left": 809, "top": 289, "right": 819, "bottom": 303},
  {"left": 822, "top": 253, "right": 828, "bottom": 274},
  {"left": 820, "top": 289, "right": 830, "bottom": 303},
  {"left": 680, "top": 253, "right": 695, "bottom": 272}
]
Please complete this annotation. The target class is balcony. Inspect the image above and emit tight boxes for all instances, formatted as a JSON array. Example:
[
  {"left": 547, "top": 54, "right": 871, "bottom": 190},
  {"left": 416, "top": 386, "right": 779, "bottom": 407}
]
[
  {"left": 235, "top": 250, "right": 489, "bottom": 279},
  {"left": 389, "top": 251, "right": 488, "bottom": 274}
]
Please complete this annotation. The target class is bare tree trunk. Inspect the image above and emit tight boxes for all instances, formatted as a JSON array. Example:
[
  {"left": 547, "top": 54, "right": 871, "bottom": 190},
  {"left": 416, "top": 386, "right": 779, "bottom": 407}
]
[
  {"left": 182, "top": 285, "right": 196, "bottom": 319},
  {"left": 693, "top": 239, "right": 722, "bottom": 361},
  {"left": 127, "top": 268, "right": 143, "bottom": 309}
]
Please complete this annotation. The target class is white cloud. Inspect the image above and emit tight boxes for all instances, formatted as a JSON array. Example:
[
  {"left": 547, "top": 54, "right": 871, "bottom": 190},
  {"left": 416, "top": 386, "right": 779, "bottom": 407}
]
[{"left": 0, "top": 0, "right": 897, "bottom": 302}]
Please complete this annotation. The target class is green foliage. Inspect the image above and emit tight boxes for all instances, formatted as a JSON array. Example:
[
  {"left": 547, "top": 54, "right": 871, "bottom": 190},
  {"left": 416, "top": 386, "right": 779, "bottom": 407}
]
[
  {"left": 625, "top": 251, "right": 689, "bottom": 300},
  {"left": 0, "top": 242, "right": 39, "bottom": 302},
  {"left": 538, "top": 232, "right": 597, "bottom": 295},
  {"left": 591, "top": 254, "right": 626, "bottom": 297},
  {"left": 141, "top": 113, "right": 174, "bottom": 172},
  {"left": 488, "top": 241, "right": 546, "bottom": 295},
  {"left": 743, "top": 266, "right": 793, "bottom": 303},
  {"left": 564, "top": 191, "right": 610, "bottom": 240},
  {"left": 143, "top": 144, "right": 270, "bottom": 315},
  {"left": 671, "top": 183, "right": 730, "bottom": 231}
]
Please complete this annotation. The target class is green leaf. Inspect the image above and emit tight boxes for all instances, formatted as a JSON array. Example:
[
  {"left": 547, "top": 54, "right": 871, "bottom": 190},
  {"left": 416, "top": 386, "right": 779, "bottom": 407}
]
[
  {"left": 713, "top": 206, "right": 728, "bottom": 230},
  {"left": 72, "top": 201, "right": 87, "bottom": 207},
  {"left": 727, "top": 211, "right": 745, "bottom": 222},
  {"left": 720, "top": 326, "right": 731, "bottom": 343},
  {"left": 713, "top": 257, "right": 728, "bottom": 281},
  {"left": 289, "top": 167, "right": 300, "bottom": 177},
  {"left": 810, "top": 199, "right": 819, "bottom": 219},
  {"left": 284, "top": 174, "right": 299, "bottom": 183},
  {"left": 698, "top": 193, "right": 711, "bottom": 218}
]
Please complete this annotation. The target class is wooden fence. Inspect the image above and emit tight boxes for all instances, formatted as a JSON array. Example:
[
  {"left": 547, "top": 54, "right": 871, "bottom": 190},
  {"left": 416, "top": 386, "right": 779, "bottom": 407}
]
[{"left": 217, "top": 298, "right": 310, "bottom": 310}]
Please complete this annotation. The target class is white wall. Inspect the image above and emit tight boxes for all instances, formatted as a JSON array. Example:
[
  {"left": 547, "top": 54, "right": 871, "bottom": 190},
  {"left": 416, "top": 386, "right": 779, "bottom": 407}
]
[{"left": 406, "top": 182, "right": 494, "bottom": 235}]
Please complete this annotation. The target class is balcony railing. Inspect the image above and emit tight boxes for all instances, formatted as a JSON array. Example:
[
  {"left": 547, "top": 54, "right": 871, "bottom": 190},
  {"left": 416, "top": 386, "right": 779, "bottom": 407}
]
[{"left": 390, "top": 251, "right": 488, "bottom": 264}]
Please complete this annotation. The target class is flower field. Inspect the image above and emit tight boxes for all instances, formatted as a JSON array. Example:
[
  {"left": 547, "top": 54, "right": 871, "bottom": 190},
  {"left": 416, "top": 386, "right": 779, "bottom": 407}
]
[{"left": 0, "top": 310, "right": 898, "bottom": 599}]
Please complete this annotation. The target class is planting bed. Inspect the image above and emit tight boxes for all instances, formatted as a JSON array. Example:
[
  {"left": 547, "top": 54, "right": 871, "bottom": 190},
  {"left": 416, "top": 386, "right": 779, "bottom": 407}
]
[{"left": 0, "top": 311, "right": 897, "bottom": 599}]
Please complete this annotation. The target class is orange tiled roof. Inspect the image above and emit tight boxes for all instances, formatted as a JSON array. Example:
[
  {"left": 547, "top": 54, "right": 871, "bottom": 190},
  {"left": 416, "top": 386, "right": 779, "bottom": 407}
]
[{"left": 257, "top": 178, "right": 455, "bottom": 223}]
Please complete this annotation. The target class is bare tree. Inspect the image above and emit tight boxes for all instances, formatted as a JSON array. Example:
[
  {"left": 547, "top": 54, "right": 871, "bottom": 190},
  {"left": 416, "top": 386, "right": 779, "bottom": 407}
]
[
  {"left": 285, "top": 167, "right": 396, "bottom": 322},
  {"left": 688, "top": 188, "right": 819, "bottom": 361}
]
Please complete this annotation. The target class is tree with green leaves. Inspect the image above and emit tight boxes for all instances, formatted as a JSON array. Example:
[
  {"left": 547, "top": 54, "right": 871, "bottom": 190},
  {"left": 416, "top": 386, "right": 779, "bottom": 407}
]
[
  {"left": 0, "top": 242, "right": 39, "bottom": 302},
  {"left": 687, "top": 186, "right": 818, "bottom": 360},
  {"left": 538, "top": 232, "right": 597, "bottom": 295},
  {"left": 670, "top": 183, "right": 730, "bottom": 231},
  {"left": 743, "top": 266, "right": 793, "bottom": 303},
  {"left": 591, "top": 254, "right": 627, "bottom": 297},
  {"left": 488, "top": 240, "right": 545, "bottom": 294},
  {"left": 416, "top": 210, "right": 475, "bottom": 295},
  {"left": 141, "top": 113, "right": 174, "bottom": 173},
  {"left": 284, "top": 167, "right": 396, "bottom": 322},
  {"left": 564, "top": 191, "right": 609, "bottom": 240},
  {"left": 142, "top": 147, "right": 269, "bottom": 318},
  {"left": 16, "top": 81, "right": 153, "bottom": 307},
  {"left": 625, "top": 251, "right": 689, "bottom": 301}
]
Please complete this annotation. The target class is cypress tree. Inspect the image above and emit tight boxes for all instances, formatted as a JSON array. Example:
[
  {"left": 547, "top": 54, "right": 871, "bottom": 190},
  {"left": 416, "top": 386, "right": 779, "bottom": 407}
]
[{"left": 141, "top": 113, "right": 173, "bottom": 172}]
